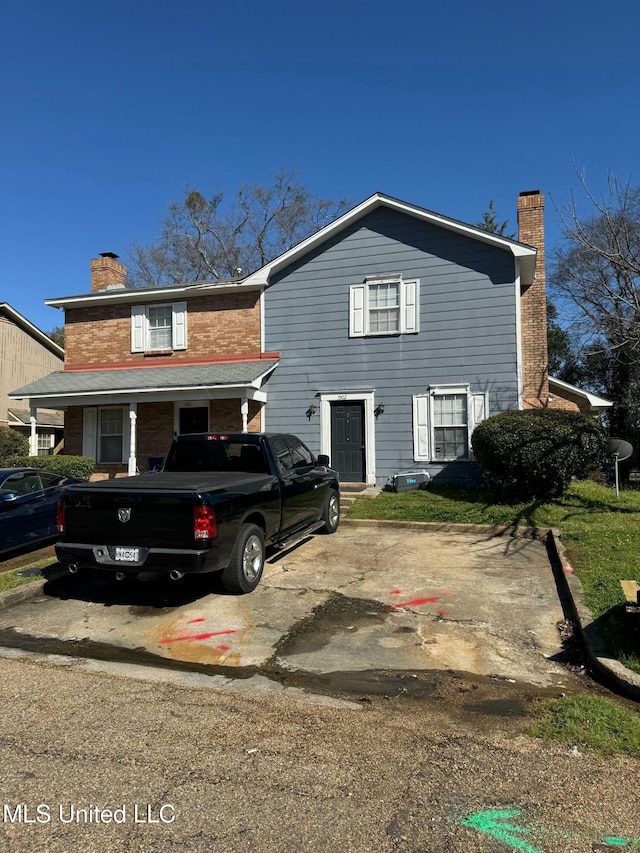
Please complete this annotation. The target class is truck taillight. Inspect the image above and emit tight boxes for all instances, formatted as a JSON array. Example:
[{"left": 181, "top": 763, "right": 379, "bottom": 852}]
[
  {"left": 193, "top": 505, "right": 216, "bottom": 540},
  {"left": 56, "top": 500, "right": 65, "bottom": 534}
]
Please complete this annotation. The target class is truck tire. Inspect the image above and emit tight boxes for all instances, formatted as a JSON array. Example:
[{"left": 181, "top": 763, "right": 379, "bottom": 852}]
[
  {"left": 221, "top": 523, "right": 265, "bottom": 594},
  {"left": 320, "top": 488, "right": 340, "bottom": 534}
]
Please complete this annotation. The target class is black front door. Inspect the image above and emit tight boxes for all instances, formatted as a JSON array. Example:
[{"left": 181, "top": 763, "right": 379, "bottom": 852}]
[
  {"left": 179, "top": 406, "right": 209, "bottom": 434},
  {"left": 331, "top": 402, "right": 365, "bottom": 482}
]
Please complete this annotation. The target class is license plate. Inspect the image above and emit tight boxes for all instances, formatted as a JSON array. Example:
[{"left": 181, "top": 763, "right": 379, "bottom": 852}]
[{"left": 114, "top": 547, "right": 139, "bottom": 562}]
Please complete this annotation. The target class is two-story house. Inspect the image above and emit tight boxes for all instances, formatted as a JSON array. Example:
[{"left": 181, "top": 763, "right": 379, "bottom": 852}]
[
  {"left": 10, "top": 256, "right": 277, "bottom": 476},
  {"left": 1, "top": 303, "right": 64, "bottom": 454},
  {"left": 10, "top": 190, "right": 609, "bottom": 483}
]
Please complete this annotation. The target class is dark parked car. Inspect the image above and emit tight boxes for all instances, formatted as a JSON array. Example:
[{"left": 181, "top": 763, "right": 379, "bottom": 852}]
[{"left": 0, "top": 468, "right": 83, "bottom": 556}]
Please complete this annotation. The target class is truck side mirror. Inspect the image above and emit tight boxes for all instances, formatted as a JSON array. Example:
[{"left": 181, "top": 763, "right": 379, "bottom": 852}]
[{"left": 317, "top": 454, "right": 330, "bottom": 467}]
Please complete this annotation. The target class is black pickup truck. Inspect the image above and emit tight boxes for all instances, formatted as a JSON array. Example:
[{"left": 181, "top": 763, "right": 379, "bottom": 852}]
[{"left": 55, "top": 433, "right": 340, "bottom": 593}]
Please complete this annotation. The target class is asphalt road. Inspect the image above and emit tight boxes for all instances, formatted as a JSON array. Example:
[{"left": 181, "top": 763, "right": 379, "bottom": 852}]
[{"left": 0, "top": 653, "right": 638, "bottom": 853}]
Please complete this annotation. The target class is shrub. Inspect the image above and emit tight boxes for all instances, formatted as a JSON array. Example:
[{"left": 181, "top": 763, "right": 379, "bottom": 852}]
[
  {"left": 4, "top": 455, "right": 95, "bottom": 481},
  {"left": 471, "top": 409, "right": 607, "bottom": 500},
  {"left": 0, "top": 427, "right": 29, "bottom": 463}
]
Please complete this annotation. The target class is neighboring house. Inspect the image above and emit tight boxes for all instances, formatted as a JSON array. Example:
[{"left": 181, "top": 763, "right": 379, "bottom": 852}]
[
  {"left": 0, "top": 303, "right": 64, "bottom": 454},
  {"left": 11, "top": 191, "right": 605, "bottom": 483}
]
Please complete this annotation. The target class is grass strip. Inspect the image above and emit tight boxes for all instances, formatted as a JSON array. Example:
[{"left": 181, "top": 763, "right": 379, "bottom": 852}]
[
  {"left": 526, "top": 694, "right": 640, "bottom": 757},
  {"left": 0, "top": 558, "right": 60, "bottom": 594}
]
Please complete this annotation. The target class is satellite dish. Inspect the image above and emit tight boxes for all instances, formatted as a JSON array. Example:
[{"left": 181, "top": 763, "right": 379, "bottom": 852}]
[{"left": 607, "top": 438, "right": 633, "bottom": 461}]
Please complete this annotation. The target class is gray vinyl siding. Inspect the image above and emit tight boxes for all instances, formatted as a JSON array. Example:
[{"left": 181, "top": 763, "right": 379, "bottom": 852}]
[{"left": 263, "top": 208, "right": 519, "bottom": 485}]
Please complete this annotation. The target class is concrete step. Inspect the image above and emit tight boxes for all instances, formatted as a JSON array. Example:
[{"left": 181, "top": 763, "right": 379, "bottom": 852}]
[{"left": 339, "top": 485, "right": 381, "bottom": 512}]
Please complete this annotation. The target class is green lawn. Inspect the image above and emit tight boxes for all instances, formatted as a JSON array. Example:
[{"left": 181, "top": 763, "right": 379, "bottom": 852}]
[
  {"left": 0, "top": 558, "right": 59, "bottom": 594},
  {"left": 346, "top": 480, "right": 640, "bottom": 673}
]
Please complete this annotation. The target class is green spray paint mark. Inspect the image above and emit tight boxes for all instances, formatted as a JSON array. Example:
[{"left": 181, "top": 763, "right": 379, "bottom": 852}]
[
  {"left": 461, "top": 808, "right": 543, "bottom": 853},
  {"left": 602, "top": 839, "right": 640, "bottom": 849}
]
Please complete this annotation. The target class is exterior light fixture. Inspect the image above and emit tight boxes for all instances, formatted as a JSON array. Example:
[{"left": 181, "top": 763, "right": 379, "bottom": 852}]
[
  {"left": 305, "top": 405, "right": 317, "bottom": 420},
  {"left": 374, "top": 404, "right": 385, "bottom": 418}
]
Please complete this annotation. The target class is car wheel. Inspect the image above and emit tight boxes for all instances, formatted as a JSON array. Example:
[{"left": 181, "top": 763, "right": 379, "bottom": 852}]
[
  {"left": 221, "top": 523, "right": 265, "bottom": 594},
  {"left": 321, "top": 488, "right": 340, "bottom": 534}
]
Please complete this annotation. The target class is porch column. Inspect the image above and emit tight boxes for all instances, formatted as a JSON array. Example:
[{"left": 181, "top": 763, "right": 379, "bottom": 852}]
[
  {"left": 241, "top": 395, "right": 249, "bottom": 433},
  {"left": 128, "top": 402, "right": 138, "bottom": 475},
  {"left": 29, "top": 407, "right": 38, "bottom": 456}
]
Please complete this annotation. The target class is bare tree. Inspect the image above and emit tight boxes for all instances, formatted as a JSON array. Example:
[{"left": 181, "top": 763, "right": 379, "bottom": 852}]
[
  {"left": 127, "top": 169, "right": 352, "bottom": 287},
  {"left": 552, "top": 173, "right": 640, "bottom": 354},
  {"left": 550, "top": 172, "right": 640, "bottom": 442}
]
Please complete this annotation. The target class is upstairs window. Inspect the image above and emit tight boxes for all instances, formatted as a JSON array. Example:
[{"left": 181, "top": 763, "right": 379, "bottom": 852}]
[
  {"left": 349, "top": 276, "right": 419, "bottom": 337},
  {"left": 131, "top": 302, "right": 187, "bottom": 352},
  {"left": 147, "top": 305, "right": 172, "bottom": 349}
]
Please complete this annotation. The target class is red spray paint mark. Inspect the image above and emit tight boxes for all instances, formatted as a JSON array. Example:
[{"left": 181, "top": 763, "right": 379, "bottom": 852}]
[
  {"left": 187, "top": 617, "right": 206, "bottom": 624},
  {"left": 217, "top": 645, "right": 231, "bottom": 652},
  {"left": 160, "top": 629, "right": 236, "bottom": 644},
  {"left": 387, "top": 597, "right": 439, "bottom": 610},
  {"left": 390, "top": 589, "right": 403, "bottom": 595},
  {"left": 438, "top": 610, "right": 448, "bottom": 617},
  {"left": 437, "top": 589, "right": 455, "bottom": 596}
]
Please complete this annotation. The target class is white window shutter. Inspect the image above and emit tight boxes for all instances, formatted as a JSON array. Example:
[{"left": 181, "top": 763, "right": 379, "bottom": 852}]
[
  {"left": 122, "top": 407, "right": 132, "bottom": 464},
  {"left": 131, "top": 305, "right": 146, "bottom": 352},
  {"left": 471, "top": 392, "right": 487, "bottom": 429},
  {"left": 349, "top": 285, "right": 366, "bottom": 337},
  {"left": 403, "top": 279, "right": 419, "bottom": 333},
  {"left": 82, "top": 408, "right": 97, "bottom": 459},
  {"left": 172, "top": 301, "right": 187, "bottom": 350},
  {"left": 470, "top": 392, "right": 488, "bottom": 459},
  {"left": 413, "top": 394, "right": 430, "bottom": 461}
]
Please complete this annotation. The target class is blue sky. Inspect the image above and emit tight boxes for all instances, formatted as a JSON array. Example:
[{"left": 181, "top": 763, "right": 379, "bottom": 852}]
[{"left": 1, "top": 0, "right": 638, "bottom": 336}]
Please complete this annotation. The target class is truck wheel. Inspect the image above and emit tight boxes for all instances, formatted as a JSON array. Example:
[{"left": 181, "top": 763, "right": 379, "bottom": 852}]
[
  {"left": 321, "top": 488, "right": 340, "bottom": 534},
  {"left": 221, "top": 524, "right": 265, "bottom": 594}
]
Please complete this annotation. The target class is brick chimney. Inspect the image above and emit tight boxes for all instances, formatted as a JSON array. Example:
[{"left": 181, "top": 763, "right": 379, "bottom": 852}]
[
  {"left": 517, "top": 191, "right": 549, "bottom": 408},
  {"left": 90, "top": 252, "right": 126, "bottom": 293}
]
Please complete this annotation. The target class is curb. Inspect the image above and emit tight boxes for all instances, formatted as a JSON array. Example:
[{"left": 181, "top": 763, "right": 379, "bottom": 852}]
[
  {"left": 0, "top": 578, "right": 48, "bottom": 610},
  {"left": 546, "top": 529, "right": 640, "bottom": 700}
]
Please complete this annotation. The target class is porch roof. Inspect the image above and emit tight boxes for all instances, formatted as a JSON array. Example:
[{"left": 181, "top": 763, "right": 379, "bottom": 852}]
[{"left": 9, "top": 359, "right": 279, "bottom": 408}]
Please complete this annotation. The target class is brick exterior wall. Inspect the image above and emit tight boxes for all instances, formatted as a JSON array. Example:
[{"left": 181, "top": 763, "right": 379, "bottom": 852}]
[
  {"left": 90, "top": 255, "right": 126, "bottom": 293},
  {"left": 67, "top": 399, "right": 262, "bottom": 478},
  {"left": 517, "top": 191, "right": 549, "bottom": 409},
  {"left": 64, "top": 290, "right": 261, "bottom": 368}
]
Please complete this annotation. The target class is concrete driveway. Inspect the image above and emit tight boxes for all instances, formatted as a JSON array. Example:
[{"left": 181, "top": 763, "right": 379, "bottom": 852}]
[{"left": 0, "top": 522, "right": 573, "bottom": 694}]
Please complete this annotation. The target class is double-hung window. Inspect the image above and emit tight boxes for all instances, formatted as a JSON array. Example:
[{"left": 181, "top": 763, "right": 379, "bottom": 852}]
[
  {"left": 99, "top": 408, "right": 124, "bottom": 463},
  {"left": 413, "top": 385, "right": 488, "bottom": 462},
  {"left": 82, "top": 407, "right": 131, "bottom": 464},
  {"left": 349, "top": 275, "right": 419, "bottom": 337},
  {"left": 433, "top": 393, "right": 468, "bottom": 460},
  {"left": 131, "top": 302, "right": 187, "bottom": 353}
]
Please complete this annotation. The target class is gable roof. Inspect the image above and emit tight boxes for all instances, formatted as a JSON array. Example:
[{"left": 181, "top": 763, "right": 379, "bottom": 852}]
[
  {"left": 8, "top": 408, "right": 65, "bottom": 428},
  {"left": 0, "top": 303, "right": 64, "bottom": 359},
  {"left": 243, "top": 192, "right": 538, "bottom": 288},
  {"left": 44, "top": 279, "right": 263, "bottom": 312}
]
